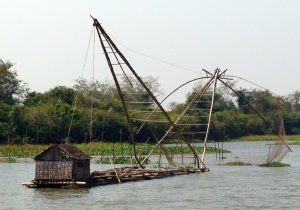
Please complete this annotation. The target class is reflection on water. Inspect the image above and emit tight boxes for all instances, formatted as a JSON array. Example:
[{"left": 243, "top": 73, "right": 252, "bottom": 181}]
[
  {"left": 0, "top": 141, "right": 299, "bottom": 210},
  {"left": 34, "top": 188, "right": 90, "bottom": 199}
]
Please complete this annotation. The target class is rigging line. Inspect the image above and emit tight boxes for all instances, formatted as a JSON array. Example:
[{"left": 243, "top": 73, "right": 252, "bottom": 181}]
[
  {"left": 67, "top": 25, "right": 94, "bottom": 142},
  {"left": 226, "top": 75, "right": 270, "bottom": 91},
  {"left": 93, "top": 18, "right": 141, "bottom": 166},
  {"left": 106, "top": 31, "right": 203, "bottom": 75},
  {"left": 226, "top": 74, "right": 288, "bottom": 104},
  {"left": 228, "top": 75, "right": 292, "bottom": 148},
  {"left": 94, "top": 18, "right": 202, "bottom": 168},
  {"left": 136, "top": 76, "right": 210, "bottom": 135},
  {"left": 218, "top": 78, "right": 268, "bottom": 123},
  {"left": 89, "top": 27, "right": 96, "bottom": 143},
  {"left": 141, "top": 76, "right": 215, "bottom": 167}
]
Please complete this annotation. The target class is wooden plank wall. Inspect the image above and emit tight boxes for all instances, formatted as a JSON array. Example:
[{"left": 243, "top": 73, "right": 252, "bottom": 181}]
[
  {"left": 36, "top": 147, "right": 65, "bottom": 161},
  {"left": 73, "top": 159, "right": 90, "bottom": 180},
  {"left": 35, "top": 161, "right": 73, "bottom": 180}
]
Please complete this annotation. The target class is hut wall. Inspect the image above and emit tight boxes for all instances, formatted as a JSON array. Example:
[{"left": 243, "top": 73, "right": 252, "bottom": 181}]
[
  {"left": 73, "top": 159, "right": 90, "bottom": 180},
  {"left": 35, "top": 161, "right": 73, "bottom": 180},
  {"left": 36, "top": 147, "right": 65, "bottom": 161}
]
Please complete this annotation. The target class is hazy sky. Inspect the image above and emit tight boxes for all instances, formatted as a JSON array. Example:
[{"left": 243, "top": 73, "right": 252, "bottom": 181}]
[{"left": 1, "top": 0, "right": 300, "bottom": 103}]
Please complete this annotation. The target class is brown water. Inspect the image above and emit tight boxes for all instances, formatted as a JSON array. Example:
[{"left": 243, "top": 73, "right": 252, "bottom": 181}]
[{"left": 0, "top": 141, "right": 299, "bottom": 210}]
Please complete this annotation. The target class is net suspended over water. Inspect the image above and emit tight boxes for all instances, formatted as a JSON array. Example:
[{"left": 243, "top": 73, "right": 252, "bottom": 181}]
[
  {"left": 223, "top": 116, "right": 291, "bottom": 166},
  {"left": 265, "top": 117, "right": 291, "bottom": 163}
]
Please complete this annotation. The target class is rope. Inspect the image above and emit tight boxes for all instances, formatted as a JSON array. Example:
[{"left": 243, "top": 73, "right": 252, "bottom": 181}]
[
  {"left": 226, "top": 74, "right": 288, "bottom": 105},
  {"left": 106, "top": 32, "right": 203, "bottom": 75},
  {"left": 89, "top": 27, "right": 96, "bottom": 142},
  {"left": 66, "top": 26, "right": 94, "bottom": 143}
]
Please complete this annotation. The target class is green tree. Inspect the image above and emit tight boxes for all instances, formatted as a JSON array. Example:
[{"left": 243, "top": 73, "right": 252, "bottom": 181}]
[{"left": 0, "top": 60, "right": 28, "bottom": 104}]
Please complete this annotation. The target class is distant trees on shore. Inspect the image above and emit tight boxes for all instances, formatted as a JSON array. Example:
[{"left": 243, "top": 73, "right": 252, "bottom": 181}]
[{"left": 0, "top": 59, "right": 299, "bottom": 144}]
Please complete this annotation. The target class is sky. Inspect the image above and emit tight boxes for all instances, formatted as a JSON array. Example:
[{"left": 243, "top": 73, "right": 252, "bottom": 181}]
[{"left": 1, "top": 0, "right": 300, "bottom": 104}]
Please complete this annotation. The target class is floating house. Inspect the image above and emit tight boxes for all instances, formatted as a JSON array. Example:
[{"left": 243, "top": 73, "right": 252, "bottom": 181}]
[{"left": 34, "top": 144, "right": 91, "bottom": 182}]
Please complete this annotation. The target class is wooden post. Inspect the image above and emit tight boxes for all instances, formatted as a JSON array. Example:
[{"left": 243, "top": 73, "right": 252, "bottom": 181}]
[
  {"left": 218, "top": 141, "right": 220, "bottom": 160},
  {"left": 112, "top": 135, "right": 115, "bottom": 158},
  {"left": 129, "top": 136, "right": 133, "bottom": 159},
  {"left": 221, "top": 141, "right": 224, "bottom": 163},
  {"left": 267, "top": 144, "right": 272, "bottom": 163},
  {"left": 8, "top": 130, "right": 11, "bottom": 162},
  {"left": 109, "top": 157, "right": 121, "bottom": 183},
  {"left": 120, "top": 128, "right": 123, "bottom": 158},
  {"left": 159, "top": 146, "right": 162, "bottom": 166},
  {"left": 181, "top": 140, "right": 183, "bottom": 164},
  {"left": 215, "top": 141, "right": 217, "bottom": 160}
]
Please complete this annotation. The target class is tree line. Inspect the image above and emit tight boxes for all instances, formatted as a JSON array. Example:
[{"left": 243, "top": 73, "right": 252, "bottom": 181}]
[{"left": 0, "top": 59, "right": 299, "bottom": 144}]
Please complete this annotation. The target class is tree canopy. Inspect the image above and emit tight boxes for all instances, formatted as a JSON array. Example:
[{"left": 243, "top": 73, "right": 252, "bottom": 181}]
[{"left": 0, "top": 59, "right": 299, "bottom": 144}]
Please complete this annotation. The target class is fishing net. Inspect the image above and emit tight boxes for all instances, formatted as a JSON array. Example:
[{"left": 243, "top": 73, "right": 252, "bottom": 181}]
[
  {"left": 265, "top": 117, "right": 290, "bottom": 163},
  {"left": 223, "top": 116, "right": 291, "bottom": 166}
]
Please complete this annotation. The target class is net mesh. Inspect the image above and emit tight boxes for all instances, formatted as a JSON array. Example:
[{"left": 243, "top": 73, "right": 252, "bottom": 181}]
[
  {"left": 266, "top": 117, "right": 290, "bottom": 163},
  {"left": 223, "top": 116, "right": 290, "bottom": 166}
]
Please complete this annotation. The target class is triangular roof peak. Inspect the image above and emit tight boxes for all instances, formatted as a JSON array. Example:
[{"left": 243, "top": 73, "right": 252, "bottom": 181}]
[{"left": 34, "top": 144, "right": 91, "bottom": 160}]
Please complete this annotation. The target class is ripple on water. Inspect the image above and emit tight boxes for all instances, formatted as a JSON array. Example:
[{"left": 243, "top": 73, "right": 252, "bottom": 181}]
[{"left": 0, "top": 142, "right": 300, "bottom": 210}]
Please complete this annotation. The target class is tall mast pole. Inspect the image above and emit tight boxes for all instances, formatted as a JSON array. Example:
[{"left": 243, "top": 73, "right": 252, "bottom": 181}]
[
  {"left": 201, "top": 69, "right": 219, "bottom": 168},
  {"left": 92, "top": 19, "right": 141, "bottom": 164},
  {"left": 91, "top": 16, "right": 203, "bottom": 168}
]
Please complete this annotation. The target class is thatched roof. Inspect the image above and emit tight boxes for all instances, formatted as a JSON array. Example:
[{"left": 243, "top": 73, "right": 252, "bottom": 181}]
[{"left": 34, "top": 144, "right": 91, "bottom": 160}]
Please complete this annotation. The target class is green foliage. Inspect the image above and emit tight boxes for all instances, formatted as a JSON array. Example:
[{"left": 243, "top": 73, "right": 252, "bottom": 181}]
[
  {"left": 0, "top": 58, "right": 300, "bottom": 145},
  {"left": 0, "top": 60, "right": 28, "bottom": 105},
  {"left": 0, "top": 143, "right": 229, "bottom": 157},
  {"left": 224, "top": 161, "right": 252, "bottom": 166},
  {"left": 230, "top": 134, "right": 300, "bottom": 142},
  {"left": 95, "top": 157, "right": 148, "bottom": 164},
  {"left": 259, "top": 162, "right": 290, "bottom": 167}
]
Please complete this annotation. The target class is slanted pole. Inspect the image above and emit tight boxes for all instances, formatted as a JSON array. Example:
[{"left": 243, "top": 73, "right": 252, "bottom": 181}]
[
  {"left": 91, "top": 17, "right": 203, "bottom": 168},
  {"left": 201, "top": 69, "right": 219, "bottom": 169},
  {"left": 109, "top": 157, "right": 122, "bottom": 183},
  {"left": 141, "top": 76, "right": 215, "bottom": 167},
  {"left": 93, "top": 19, "right": 141, "bottom": 166}
]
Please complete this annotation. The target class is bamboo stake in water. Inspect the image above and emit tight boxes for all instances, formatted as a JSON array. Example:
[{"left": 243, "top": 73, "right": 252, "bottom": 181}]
[{"left": 109, "top": 157, "right": 121, "bottom": 183}]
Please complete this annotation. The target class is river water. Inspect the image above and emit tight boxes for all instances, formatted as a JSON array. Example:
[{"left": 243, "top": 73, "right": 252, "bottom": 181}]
[{"left": 0, "top": 141, "right": 299, "bottom": 210}]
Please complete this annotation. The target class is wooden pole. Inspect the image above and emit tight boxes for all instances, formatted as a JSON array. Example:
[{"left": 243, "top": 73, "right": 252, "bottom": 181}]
[
  {"left": 112, "top": 135, "right": 115, "bottom": 158},
  {"left": 201, "top": 69, "right": 219, "bottom": 168},
  {"left": 215, "top": 141, "right": 217, "bottom": 160},
  {"left": 218, "top": 141, "right": 220, "bottom": 160},
  {"left": 221, "top": 141, "right": 224, "bottom": 163},
  {"left": 120, "top": 128, "right": 124, "bottom": 158},
  {"left": 181, "top": 140, "right": 183, "bottom": 164},
  {"left": 92, "top": 17, "right": 207, "bottom": 168},
  {"left": 109, "top": 157, "right": 121, "bottom": 183}
]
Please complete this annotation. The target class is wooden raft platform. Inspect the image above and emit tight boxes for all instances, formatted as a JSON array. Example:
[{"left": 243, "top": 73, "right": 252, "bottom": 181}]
[
  {"left": 89, "top": 166, "right": 209, "bottom": 186},
  {"left": 23, "top": 166, "right": 209, "bottom": 188}
]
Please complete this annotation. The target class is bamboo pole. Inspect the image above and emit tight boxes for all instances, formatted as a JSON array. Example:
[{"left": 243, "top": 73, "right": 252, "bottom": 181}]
[
  {"left": 109, "top": 157, "right": 121, "bottom": 183},
  {"left": 201, "top": 69, "right": 219, "bottom": 168}
]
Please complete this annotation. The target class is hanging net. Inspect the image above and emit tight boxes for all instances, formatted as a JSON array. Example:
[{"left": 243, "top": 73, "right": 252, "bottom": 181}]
[{"left": 223, "top": 116, "right": 291, "bottom": 166}]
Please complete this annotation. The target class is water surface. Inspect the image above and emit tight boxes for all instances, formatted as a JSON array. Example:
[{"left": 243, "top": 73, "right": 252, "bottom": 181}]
[{"left": 0, "top": 141, "right": 299, "bottom": 210}]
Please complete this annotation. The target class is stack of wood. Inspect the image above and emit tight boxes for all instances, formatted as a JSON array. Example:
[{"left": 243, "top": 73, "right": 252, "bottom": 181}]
[{"left": 90, "top": 166, "right": 208, "bottom": 185}]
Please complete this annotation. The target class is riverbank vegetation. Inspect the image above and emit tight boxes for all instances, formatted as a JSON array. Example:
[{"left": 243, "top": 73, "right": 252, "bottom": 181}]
[
  {"left": 0, "top": 143, "right": 230, "bottom": 158},
  {"left": 228, "top": 135, "right": 300, "bottom": 142},
  {"left": 259, "top": 162, "right": 290, "bottom": 167},
  {"left": 223, "top": 161, "right": 252, "bottom": 166},
  {"left": 1, "top": 59, "right": 300, "bottom": 145}
]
